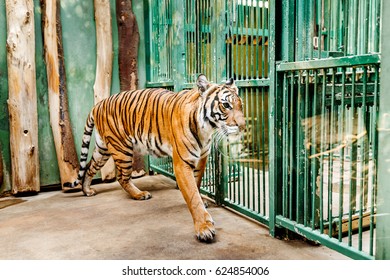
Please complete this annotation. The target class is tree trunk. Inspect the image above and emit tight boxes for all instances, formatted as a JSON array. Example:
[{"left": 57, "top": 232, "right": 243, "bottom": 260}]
[
  {"left": 41, "top": 0, "right": 79, "bottom": 190},
  {"left": 116, "top": 0, "right": 145, "bottom": 177},
  {"left": 6, "top": 0, "right": 40, "bottom": 194},
  {"left": 93, "top": 0, "right": 116, "bottom": 182}
]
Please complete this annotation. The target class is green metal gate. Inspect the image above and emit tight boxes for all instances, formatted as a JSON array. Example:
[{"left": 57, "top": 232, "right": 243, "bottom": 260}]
[
  {"left": 272, "top": 0, "right": 381, "bottom": 260},
  {"left": 143, "top": 0, "right": 382, "bottom": 259}
]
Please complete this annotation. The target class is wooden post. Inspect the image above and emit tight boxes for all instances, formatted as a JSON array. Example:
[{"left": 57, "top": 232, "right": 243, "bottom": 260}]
[
  {"left": 116, "top": 0, "right": 145, "bottom": 177},
  {"left": 5, "top": 0, "right": 40, "bottom": 194},
  {"left": 93, "top": 0, "right": 116, "bottom": 182},
  {"left": 41, "top": 0, "right": 79, "bottom": 189}
]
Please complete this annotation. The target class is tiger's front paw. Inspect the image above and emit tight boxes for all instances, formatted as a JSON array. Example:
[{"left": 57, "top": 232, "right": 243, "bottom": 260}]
[
  {"left": 84, "top": 188, "right": 97, "bottom": 197},
  {"left": 132, "top": 191, "right": 152, "bottom": 200},
  {"left": 195, "top": 220, "right": 215, "bottom": 242}
]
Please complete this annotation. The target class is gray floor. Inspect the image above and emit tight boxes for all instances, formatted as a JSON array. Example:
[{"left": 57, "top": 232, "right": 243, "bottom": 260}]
[{"left": 0, "top": 175, "right": 348, "bottom": 260}]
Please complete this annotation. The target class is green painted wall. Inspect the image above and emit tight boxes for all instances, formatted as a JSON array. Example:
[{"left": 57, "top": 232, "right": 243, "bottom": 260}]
[{"left": 0, "top": 0, "right": 147, "bottom": 193}]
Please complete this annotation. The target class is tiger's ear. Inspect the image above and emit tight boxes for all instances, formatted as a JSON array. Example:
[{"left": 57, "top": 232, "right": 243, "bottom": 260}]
[
  {"left": 225, "top": 77, "right": 235, "bottom": 87},
  {"left": 197, "top": 74, "right": 209, "bottom": 93}
]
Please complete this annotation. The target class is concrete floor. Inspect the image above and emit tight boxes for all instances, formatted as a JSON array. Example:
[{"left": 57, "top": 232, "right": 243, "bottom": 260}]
[{"left": 0, "top": 175, "right": 348, "bottom": 260}]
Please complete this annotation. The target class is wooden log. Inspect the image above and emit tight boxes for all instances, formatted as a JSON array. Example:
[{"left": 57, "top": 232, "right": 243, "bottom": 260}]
[
  {"left": 41, "top": 0, "right": 79, "bottom": 189},
  {"left": 93, "top": 0, "right": 116, "bottom": 182},
  {"left": 116, "top": 0, "right": 145, "bottom": 177},
  {"left": 5, "top": 0, "right": 40, "bottom": 194}
]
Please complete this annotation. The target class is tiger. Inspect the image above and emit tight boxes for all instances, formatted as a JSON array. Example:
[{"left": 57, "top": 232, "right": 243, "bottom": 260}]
[{"left": 64, "top": 74, "right": 246, "bottom": 242}]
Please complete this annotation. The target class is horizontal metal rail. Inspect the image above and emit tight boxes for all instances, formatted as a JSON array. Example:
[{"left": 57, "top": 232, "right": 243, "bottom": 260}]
[
  {"left": 277, "top": 54, "right": 380, "bottom": 71},
  {"left": 276, "top": 215, "right": 374, "bottom": 260}
]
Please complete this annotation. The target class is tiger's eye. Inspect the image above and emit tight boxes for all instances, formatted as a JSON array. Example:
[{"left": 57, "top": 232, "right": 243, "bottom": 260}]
[{"left": 222, "top": 102, "right": 232, "bottom": 109}]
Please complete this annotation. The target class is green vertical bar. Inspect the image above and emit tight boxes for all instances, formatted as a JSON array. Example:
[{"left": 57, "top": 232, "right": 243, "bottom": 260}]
[
  {"left": 326, "top": 0, "right": 332, "bottom": 52},
  {"left": 328, "top": 68, "right": 336, "bottom": 238},
  {"left": 244, "top": 2, "right": 249, "bottom": 79},
  {"left": 199, "top": 0, "right": 203, "bottom": 76},
  {"left": 296, "top": 0, "right": 305, "bottom": 60},
  {"left": 262, "top": 87, "right": 267, "bottom": 214},
  {"left": 158, "top": 2, "right": 164, "bottom": 79},
  {"left": 363, "top": 0, "right": 369, "bottom": 54},
  {"left": 311, "top": 69, "right": 319, "bottom": 230},
  {"left": 281, "top": 0, "right": 295, "bottom": 62},
  {"left": 144, "top": 0, "right": 152, "bottom": 83},
  {"left": 190, "top": 0, "right": 195, "bottom": 82},
  {"left": 195, "top": 0, "right": 200, "bottom": 75},
  {"left": 336, "top": 0, "right": 343, "bottom": 52},
  {"left": 255, "top": 87, "right": 260, "bottom": 213},
  {"left": 283, "top": 72, "right": 289, "bottom": 217},
  {"left": 319, "top": 68, "right": 326, "bottom": 234},
  {"left": 234, "top": 1, "right": 239, "bottom": 80},
  {"left": 338, "top": 67, "right": 346, "bottom": 242},
  {"left": 184, "top": 0, "right": 188, "bottom": 82},
  {"left": 303, "top": 70, "right": 310, "bottom": 227},
  {"left": 343, "top": 0, "right": 349, "bottom": 56},
  {"left": 228, "top": 0, "right": 234, "bottom": 79},
  {"left": 244, "top": 87, "right": 249, "bottom": 209},
  {"left": 250, "top": 88, "right": 256, "bottom": 211},
  {"left": 370, "top": 65, "right": 379, "bottom": 257},
  {"left": 296, "top": 70, "right": 304, "bottom": 223},
  {"left": 254, "top": 0, "right": 259, "bottom": 79},
  {"left": 307, "top": 0, "right": 314, "bottom": 60},
  {"left": 239, "top": 2, "right": 244, "bottom": 80},
  {"left": 154, "top": 0, "right": 160, "bottom": 81},
  {"left": 352, "top": 0, "right": 358, "bottom": 54},
  {"left": 331, "top": 0, "right": 338, "bottom": 51},
  {"left": 166, "top": 0, "right": 171, "bottom": 80},
  {"left": 374, "top": 0, "right": 381, "bottom": 53},
  {"left": 348, "top": 67, "right": 357, "bottom": 247},
  {"left": 289, "top": 71, "right": 294, "bottom": 220},
  {"left": 358, "top": 67, "right": 368, "bottom": 251},
  {"left": 317, "top": 0, "right": 323, "bottom": 59},
  {"left": 262, "top": 1, "right": 267, "bottom": 78},
  {"left": 268, "top": 0, "right": 279, "bottom": 236},
  {"left": 216, "top": 0, "right": 228, "bottom": 205},
  {"left": 215, "top": 0, "right": 227, "bottom": 82},
  {"left": 172, "top": 0, "right": 186, "bottom": 91}
]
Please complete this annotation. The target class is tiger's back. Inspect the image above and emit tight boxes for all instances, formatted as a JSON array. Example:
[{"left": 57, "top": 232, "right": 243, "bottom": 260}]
[{"left": 93, "top": 86, "right": 214, "bottom": 168}]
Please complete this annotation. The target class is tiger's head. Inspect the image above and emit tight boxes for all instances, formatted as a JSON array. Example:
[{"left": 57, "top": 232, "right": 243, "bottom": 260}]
[{"left": 197, "top": 74, "right": 246, "bottom": 137}]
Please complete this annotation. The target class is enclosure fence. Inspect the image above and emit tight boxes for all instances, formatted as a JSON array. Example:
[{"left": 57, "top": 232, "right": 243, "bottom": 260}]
[
  {"left": 275, "top": 55, "right": 379, "bottom": 259},
  {"left": 144, "top": 0, "right": 381, "bottom": 259}
]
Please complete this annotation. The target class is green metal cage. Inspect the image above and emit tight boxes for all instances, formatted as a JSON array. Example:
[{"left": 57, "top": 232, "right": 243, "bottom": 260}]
[{"left": 144, "top": 0, "right": 385, "bottom": 259}]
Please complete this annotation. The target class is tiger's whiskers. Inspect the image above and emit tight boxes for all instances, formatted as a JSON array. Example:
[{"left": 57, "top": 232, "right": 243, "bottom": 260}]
[{"left": 212, "top": 129, "right": 242, "bottom": 160}]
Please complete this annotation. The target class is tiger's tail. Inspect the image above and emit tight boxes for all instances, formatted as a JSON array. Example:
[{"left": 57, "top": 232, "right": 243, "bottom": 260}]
[{"left": 63, "top": 112, "right": 95, "bottom": 188}]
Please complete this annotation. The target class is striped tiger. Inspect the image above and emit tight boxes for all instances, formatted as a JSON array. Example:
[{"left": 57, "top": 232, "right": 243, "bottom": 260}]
[{"left": 64, "top": 74, "right": 245, "bottom": 241}]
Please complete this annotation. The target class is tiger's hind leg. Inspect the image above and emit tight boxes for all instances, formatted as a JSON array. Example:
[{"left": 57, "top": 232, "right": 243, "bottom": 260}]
[
  {"left": 110, "top": 146, "right": 152, "bottom": 200},
  {"left": 82, "top": 133, "right": 111, "bottom": 196}
]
